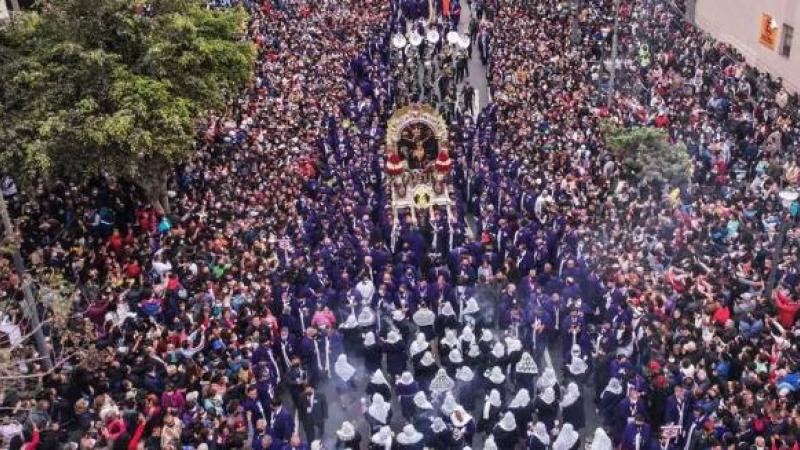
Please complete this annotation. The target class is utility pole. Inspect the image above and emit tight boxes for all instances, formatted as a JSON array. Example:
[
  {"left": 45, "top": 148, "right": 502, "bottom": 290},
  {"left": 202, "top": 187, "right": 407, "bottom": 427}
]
[
  {"left": 764, "top": 217, "right": 790, "bottom": 302},
  {"left": 607, "top": 0, "right": 622, "bottom": 110},
  {"left": 0, "top": 193, "right": 52, "bottom": 371}
]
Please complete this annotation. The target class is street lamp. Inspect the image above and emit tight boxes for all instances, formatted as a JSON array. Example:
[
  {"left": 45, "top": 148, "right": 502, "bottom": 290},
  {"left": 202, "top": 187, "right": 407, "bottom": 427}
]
[{"left": 764, "top": 189, "right": 799, "bottom": 301}]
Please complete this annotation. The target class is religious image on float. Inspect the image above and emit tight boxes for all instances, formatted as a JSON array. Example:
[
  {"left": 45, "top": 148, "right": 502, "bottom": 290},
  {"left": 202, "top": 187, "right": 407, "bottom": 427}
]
[{"left": 399, "top": 122, "right": 439, "bottom": 170}]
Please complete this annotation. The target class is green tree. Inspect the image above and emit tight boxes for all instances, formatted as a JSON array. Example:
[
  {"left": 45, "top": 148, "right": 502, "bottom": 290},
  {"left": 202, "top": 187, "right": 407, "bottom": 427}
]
[
  {"left": 0, "top": 0, "right": 254, "bottom": 212},
  {"left": 604, "top": 124, "right": 692, "bottom": 187}
]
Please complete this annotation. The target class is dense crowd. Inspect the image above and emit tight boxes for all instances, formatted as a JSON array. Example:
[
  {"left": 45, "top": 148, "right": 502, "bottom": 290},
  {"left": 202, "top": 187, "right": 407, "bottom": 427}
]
[{"left": 2, "top": 0, "right": 800, "bottom": 449}]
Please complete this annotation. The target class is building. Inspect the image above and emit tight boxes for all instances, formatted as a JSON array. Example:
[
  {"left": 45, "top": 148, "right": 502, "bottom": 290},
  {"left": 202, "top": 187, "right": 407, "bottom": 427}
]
[
  {"left": 694, "top": 0, "right": 799, "bottom": 91},
  {"left": 1, "top": 0, "right": 10, "bottom": 22}
]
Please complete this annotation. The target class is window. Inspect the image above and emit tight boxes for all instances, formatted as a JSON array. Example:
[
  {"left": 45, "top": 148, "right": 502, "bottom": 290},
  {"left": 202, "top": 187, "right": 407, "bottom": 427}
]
[{"left": 780, "top": 24, "right": 794, "bottom": 57}]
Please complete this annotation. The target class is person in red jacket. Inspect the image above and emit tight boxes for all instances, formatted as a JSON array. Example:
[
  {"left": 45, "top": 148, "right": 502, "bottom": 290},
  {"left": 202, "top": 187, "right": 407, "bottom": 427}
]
[{"left": 774, "top": 288, "right": 800, "bottom": 328}]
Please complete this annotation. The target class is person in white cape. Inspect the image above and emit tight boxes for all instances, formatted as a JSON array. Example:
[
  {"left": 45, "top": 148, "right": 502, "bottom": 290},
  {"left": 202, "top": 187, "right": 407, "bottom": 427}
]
[
  {"left": 527, "top": 421, "right": 550, "bottom": 450},
  {"left": 366, "top": 393, "right": 391, "bottom": 431},
  {"left": 370, "top": 425, "right": 393, "bottom": 450},
  {"left": 395, "top": 424, "right": 424, "bottom": 450},
  {"left": 590, "top": 427, "right": 613, "bottom": 450},
  {"left": 552, "top": 423, "right": 581, "bottom": 450}
]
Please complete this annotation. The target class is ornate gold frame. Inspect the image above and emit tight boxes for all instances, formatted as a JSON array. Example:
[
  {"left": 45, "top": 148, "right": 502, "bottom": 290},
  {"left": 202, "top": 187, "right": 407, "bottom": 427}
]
[{"left": 386, "top": 103, "right": 449, "bottom": 153}]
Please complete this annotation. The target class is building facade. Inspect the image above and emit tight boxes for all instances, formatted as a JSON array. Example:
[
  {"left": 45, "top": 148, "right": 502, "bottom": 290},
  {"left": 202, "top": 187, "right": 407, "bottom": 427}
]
[
  {"left": 694, "top": 0, "right": 799, "bottom": 91},
  {"left": 1, "top": 0, "right": 10, "bottom": 22}
]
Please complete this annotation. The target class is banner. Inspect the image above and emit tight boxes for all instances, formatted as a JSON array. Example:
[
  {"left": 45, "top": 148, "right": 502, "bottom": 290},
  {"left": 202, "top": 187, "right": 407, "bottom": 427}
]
[{"left": 760, "top": 13, "right": 778, "bottom": 50}]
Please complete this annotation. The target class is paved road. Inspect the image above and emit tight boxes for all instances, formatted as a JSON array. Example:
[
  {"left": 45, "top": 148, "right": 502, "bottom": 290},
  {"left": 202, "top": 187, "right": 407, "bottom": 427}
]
[{"left": 455, "top": 0, "right": 490, "bottom": 118}]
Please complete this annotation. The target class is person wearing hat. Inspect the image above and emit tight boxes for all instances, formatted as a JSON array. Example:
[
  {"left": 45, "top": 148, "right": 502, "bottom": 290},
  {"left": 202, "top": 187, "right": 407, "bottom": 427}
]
[{"left": 335, "top": 421, "right": 361, "bottom": 450}]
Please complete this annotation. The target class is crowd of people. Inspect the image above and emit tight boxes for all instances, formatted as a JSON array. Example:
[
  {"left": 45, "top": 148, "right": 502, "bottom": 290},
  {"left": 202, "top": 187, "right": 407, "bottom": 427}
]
[{"left": 2, "top": 0, "right": 800, "bottom": 449}]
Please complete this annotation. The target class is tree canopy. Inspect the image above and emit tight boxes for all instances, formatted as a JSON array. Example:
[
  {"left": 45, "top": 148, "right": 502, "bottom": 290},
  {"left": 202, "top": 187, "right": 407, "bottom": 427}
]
[
  {"left": 603, "top": 124, "right": 692, "bottom": 187},
  {"left": 0, "top": 0, "right": 255, "bottom": 212}
]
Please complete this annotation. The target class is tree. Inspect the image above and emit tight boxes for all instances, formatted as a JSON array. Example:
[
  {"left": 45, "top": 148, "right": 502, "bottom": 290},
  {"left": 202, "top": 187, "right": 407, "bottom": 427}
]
[
  {"left": 603, "top": 124, "right": 692, "bottom": 187},
  {"left": 0, "top": 0, "right": 255, "bottom": 212}
]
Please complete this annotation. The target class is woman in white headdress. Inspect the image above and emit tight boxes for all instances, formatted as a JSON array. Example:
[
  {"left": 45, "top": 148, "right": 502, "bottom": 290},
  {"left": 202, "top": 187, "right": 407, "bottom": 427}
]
[
  {"left": 429, "top": 368, "right": 455, "bottom": 397},
  {"left": 444, "top": 348, "right": 464, "bottom": 375},
  {"left": 459, "top": 324, "right": 476, "bottom": 347},
  {"left": 362, "top": 331, "right": 383, "bottom": 374},
  {"left": 534, "top": 386, "right": 559, "bottom": 431},
  {"left": 455, "top": 365, "right": 477, "bottom": 410},
  {"left": 439, "top": 391, "right": 458, "bottom": 416},
  {"left": 536, "top": 367, "right": 558, "bottom": 392},
  {"left": 335, "top": 421, "right": 362, "bottom": 450},
  {"left": 369, "top": 425, "right": 394, "bottom": 450},
  {"left": 435, "top": 301, "right": 459, "bottom": 338},
  {"left": 560, "top": 382, "right": 585, "bottom": 431},
  {"left": 366, "top": 369, "right": 392, "bottom": 402},
  {"left": 488, "top": 341, "right": 507, "bottom": 370},
  {"left": 338, "top": 312, "right": 361, "bottom": 355},
  {"left": 479, "top": 388, "right": 503, "bottom": 433},
  {"left": 507, "top": 388, "right": 533, "bottom": 429},
  {"left": 590, "top": 427, "right": 613, "bottom": 450},
  {"left": 429, "top": 417, "right": 452, "bottom": 449},
  {"left": 527, "top": 421, "right": 550, "bottom": 450},
  {"left": 504, "top": 333, "right": 523, "bottom": 367},
  {"left": 451, "top": 405, "right": 476, "bottom": 448},
  {"left": 439, "top": 328, "right": 460, "bottom": 355},
  {"left": 383, "top": 329, "right": 408, "bottom": 379},
  {"left": 492, "top": 411, "right": 520, "bottom": 448},
  {"left": 483, "top": 435, "right": 499, "bottom": 450},
  {"left": 412, "top": 390, "right": 433, "bottom": 416},
  {"left": 552, "top": 423, "right": 581, "bottom": 450},
  {"left": 461, "top": 297, "right": 480, "bottom": 325},
  {"left": 464, "top": 342, "right": 482, "bottom": 369},
  {"left": 565, "top": 344, "right": 590, "bottom": 383},
  {"left": 333, "top": 354, "right": 358, "bottom": 407},
  {"left": 412, "top": 303, "right": 436, "bottom": 341},
  {"left": 396, "top": 371, "right": 420, "bottom": 420},
  {"left": 366, "top": 393, "right": 392, "bottom": 432},
  {"left": 358, "top": 306, "right": 376, "bottom": 336},
  {"left": 395, "top": 424, "right": 425, "bottom": 450},
  {"left": 598, "top": 377, "right": 624, "bottom": 426},
  {"left": 513, "top": 351, "right": 538, "bottom": 390},
  {"left": 484, "top": 365, "right": 506, "bottom": 398},
  {"left": 479, "top": 329, "right": 494, "bottom": 354},
  {"left": 413, "top": 350, "right": 438, "bottom": 391},
  {"left": 408, "top": 332, "right": 429, "bottom": 365}
]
